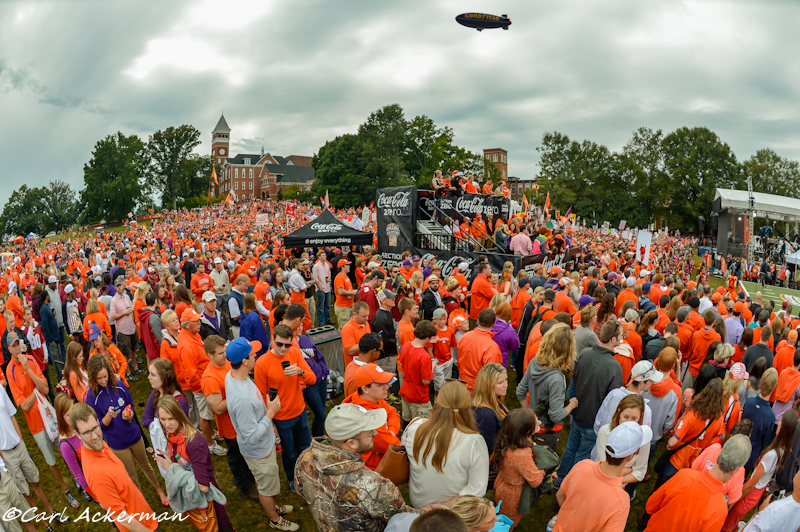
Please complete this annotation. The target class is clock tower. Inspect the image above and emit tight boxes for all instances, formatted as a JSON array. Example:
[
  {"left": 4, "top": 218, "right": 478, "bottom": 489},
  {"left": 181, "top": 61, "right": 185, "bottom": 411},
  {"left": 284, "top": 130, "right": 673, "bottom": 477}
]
[{"left": 211, "top": 113, "right": 231, "bottom": 167}]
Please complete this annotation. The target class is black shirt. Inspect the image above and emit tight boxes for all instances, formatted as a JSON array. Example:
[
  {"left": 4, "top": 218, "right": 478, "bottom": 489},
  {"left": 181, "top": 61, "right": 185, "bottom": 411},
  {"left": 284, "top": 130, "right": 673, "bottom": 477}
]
[{"left": 742, "top": 343, "right": 774, "bottom": 372}]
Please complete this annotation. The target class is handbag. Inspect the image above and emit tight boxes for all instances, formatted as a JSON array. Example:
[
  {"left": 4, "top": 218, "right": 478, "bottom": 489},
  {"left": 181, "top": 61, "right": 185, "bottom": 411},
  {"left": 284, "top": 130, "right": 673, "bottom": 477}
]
[
  {"left": 653, "top": 418, "right": 711, "bottom": 474},
  {"left": 35, "top": 389, "right": 59, "bottom": 442},
  {"left": 186, "top": 503, "right": 218, "bottom": 532},
  {"left": 375, "top": 444, "right": 409, "bottom": 486},
  {"left": 518, "top": 445, "right": 560, "bottom": 515}
]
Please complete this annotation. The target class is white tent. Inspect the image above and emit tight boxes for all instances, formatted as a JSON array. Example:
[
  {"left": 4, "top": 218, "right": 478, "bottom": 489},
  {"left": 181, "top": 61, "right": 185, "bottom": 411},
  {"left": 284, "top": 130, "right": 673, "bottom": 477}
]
[
  {"left": 715, "top": 189, "right": 800, "bottom": 221},
  {"left": 786, "top": 250, "right": 800, "bottom": 265}
]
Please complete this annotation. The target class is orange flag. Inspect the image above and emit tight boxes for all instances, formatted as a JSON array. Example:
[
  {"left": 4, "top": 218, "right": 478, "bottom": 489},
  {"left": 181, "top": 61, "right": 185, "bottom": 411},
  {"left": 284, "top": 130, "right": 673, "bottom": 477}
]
[
  {"left": 522, "top": 194, "right": 529, "bottom": 211},
  {"left": 212, "top": 168, "right": 219, "bottom": 185},
  {"left": 544, "top": 192, "right": 551, "bottom": 218}
]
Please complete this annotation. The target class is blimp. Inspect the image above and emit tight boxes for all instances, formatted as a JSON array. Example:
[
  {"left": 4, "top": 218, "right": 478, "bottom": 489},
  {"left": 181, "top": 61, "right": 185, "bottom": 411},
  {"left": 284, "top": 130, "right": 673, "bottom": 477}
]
[{"left": 456, "top": 13, "right": 511, "bottom": 31}]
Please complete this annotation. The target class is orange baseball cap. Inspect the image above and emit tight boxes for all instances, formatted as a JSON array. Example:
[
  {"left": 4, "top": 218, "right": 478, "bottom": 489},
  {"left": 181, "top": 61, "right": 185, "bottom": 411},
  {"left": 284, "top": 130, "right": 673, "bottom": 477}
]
[
  {"left": 711, "top": 293, "right": 721, "bottom": 303},
  {"left": 181, "top": 308, "right": 201, "bottom": 322},
  {"left": 354, "top": 363, "right": 396, "bottom": 388},
  {"left": 734, "top": 301, "right": 744, "bottom": 313}
]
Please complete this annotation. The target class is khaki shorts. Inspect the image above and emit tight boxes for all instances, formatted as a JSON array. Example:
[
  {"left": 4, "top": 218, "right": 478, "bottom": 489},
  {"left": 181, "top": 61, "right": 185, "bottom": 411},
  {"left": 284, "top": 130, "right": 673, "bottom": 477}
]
[
  {"left": 193, "top": 392, "right": 215, "bottom": 422},
  {"left": 376, "top": 356, "right": 396, "bottom": 374},
  {"left": 2, "top": 441, "right": 40, "bottom": 496},
  {"left": 333, "top": 305, "right": 353, "bottom": 329},
  {"left": 401, "top": 399, "right": 432, "bottom": 422},
  {"left": 243, "top": 451, "right": 280, "bottom": 497},
  {"left": 32, "top": 430, "right": 57, "bottom": 467},
  {"left": 0, "top": 469, "right": 31, "bottom": 532}
]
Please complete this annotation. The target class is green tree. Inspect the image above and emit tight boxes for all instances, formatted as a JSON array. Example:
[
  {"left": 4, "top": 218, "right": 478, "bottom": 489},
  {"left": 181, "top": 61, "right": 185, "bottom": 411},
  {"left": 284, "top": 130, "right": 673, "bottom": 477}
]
[
  {"left": 39, "top": 180, "right": 78, "bottom": 234},
  {"left": 358, "top": 104, "right": 408, "bottom": 191},
  {"left": 661, "top": 127, "right": 743, "bottom": 229},
  {"left": 312, "top": 134, "right": 372, "bottom": 207},
  {"left": 145, "top": 125, "right": 204, "bottom": 209},
  {"left": 743, "top": 148, "right": 800, "bottom": 199},
  {"left": 80, "top": 132, "right": 146, "bottom": 224},
  {"left": 0, "top": 185, "right": 46, "bottom": 237}
]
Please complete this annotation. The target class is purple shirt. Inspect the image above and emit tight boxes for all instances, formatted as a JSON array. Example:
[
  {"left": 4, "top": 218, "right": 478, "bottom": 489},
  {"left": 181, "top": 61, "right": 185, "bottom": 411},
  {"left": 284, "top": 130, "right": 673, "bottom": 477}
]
[{"left": 490, "top": 318, "right": 520, "bottom": 369}]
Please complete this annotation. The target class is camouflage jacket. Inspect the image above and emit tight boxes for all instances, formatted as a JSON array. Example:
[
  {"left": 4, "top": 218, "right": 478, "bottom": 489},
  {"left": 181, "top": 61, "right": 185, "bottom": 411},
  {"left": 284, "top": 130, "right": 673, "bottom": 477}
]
[{"left": 295, "top": 438, "right": 419, "bottom": 532}]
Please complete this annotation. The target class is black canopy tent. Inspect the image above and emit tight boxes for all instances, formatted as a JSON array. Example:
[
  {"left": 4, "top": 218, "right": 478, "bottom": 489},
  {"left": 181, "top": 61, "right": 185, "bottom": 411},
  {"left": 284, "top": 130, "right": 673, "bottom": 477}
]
[{"left": 282, "top": 209, "right": 373, "bottom": 248}]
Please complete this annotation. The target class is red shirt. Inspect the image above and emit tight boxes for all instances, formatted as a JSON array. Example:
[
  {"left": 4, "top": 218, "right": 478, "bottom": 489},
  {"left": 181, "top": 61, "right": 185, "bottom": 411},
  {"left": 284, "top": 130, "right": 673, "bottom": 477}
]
[
  {"left": 431, "top": 326, "right": 456, "bottom": 364},
  {"left": 355, "top": 285, "right": 380, "bottom": 321},
  {"left": 398, "top": 343, "right": 433, "bottom": 404}
]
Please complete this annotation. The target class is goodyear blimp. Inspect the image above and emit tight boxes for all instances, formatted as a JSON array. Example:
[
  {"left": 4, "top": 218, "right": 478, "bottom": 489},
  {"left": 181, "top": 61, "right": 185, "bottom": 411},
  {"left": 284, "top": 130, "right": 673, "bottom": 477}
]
[{"left": 456, "top": 13, "right": 511, "bottom": 31}]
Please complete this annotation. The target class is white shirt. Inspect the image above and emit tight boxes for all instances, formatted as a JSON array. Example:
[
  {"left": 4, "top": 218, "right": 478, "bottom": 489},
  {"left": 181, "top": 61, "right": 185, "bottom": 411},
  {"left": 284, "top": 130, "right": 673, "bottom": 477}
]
[
  {"left": 288, "top": 269, "right": 307, "bottom": 294},
  {"left": 743, "top": 495, "right": 800, "bottom": 531},
  {"left": 594, "top": 423, "right": 649, "bottom": 482},
  {"left": 698, "top": 296, "right": 713, "bottom": 314},
  {"left": 0, "top": 384, "right": 21, "bottom": 451},
  {"left": 593, "top": 387, "right": 653, "bottom": 435},
  {"left": 401, "top": 418, "right": 489, "bottom": 508}
]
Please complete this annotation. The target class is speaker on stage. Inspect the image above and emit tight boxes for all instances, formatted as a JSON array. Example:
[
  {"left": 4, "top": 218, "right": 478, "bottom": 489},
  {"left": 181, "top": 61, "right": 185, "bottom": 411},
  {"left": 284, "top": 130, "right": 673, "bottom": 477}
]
[{"left": 306, "top": 325, "right": 345, "bottom": 396}]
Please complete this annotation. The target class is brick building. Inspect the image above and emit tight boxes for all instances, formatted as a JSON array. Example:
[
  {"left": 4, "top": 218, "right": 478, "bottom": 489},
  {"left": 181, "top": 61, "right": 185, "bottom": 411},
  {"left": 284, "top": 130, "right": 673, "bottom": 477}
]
[
  {"left": 483, "top": 148, "right": 535, "bottom": 200},
  {"left": 211, "top": 114, "right": 315, "bottom": 200}
]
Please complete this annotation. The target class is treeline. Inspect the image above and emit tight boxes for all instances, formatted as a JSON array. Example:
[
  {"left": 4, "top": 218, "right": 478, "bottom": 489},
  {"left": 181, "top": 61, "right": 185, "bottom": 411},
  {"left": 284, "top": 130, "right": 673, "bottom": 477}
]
[
  {"left": 535, "top": 127, "right": 800, "bottom": 230},
  {"left": 311, "top": 104, "right": 500, "bottom": 207}
]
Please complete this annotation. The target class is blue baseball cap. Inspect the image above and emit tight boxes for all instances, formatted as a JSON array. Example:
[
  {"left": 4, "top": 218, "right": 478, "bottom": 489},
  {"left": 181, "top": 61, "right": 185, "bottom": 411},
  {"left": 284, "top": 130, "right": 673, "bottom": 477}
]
[
  {"left": 226, "top": 337, "right": 262, "bottom": 364},
  {"left": 87, "top": 323, "right": 102, "bottom": 341}
]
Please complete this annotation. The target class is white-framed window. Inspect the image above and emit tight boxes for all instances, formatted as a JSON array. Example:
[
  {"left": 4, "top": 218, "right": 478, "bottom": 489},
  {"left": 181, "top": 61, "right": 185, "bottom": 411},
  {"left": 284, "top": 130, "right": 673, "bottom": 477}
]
[
  {"left": 250, "top": 194, "right": 253, "bottom": 199},
  {"left": 502, "top": 169, "right": 506, "bottom": 177},
  {"left": 244, "top": 158, "right": 251, "bottom": 165},
  {"left": 485, "top": 155, "right": 491, "bottom": 161},
  {"left": 235, "top": 182, "right": 238, "bottom": 190},
  {"left": 235, "top": 168, "right": 238, "bottom": 178},
  {"left": 493, "top": 154, "right": 498, "bottom": 162},
  {"left": 249, "top": 181, "right": 253, "bottom": 190},
  {"left": 249, "top": 169, "right": 253, "bottom": 178}
]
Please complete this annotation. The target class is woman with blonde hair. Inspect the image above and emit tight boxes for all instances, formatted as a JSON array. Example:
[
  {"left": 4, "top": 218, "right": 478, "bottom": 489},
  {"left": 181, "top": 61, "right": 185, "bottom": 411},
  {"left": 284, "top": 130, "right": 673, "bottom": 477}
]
[
  {"left": 132, "top": 280, "right": 150, "bottom": 335},
  {"left": 720, "top": 362, "right": 747, "bottom": 433},
  {"left": 451, "top": 495, "right": 500, "bottom": 532},
  {"left": 499, "top": 262, "right": 514, "bottom": 300},
  {"left": 488, "top": 293, "right": 505, "bottom": 312},
  {"left": 409, "top": 270, "right": 424, "bottom": 305},
  {"left": 709, "top": 343, "right": 735, "bottom": 380},
  {"left": 666, "top": 295, "right": 682, "bottom": 322},
  {"left": 82, "top": 297, "right": 112, "bottom": 343},
  {"left": 516, "top": 323, "right": 578, "bottom": 448},
  {"left": 401, "top": 381, "right": 489, "bottom": 508},
  {"left": 153, "top": 395, "right": 234, "bottom": 532},
  {"left": 472, "top": 363, "right": 509, "bottom": 453}
]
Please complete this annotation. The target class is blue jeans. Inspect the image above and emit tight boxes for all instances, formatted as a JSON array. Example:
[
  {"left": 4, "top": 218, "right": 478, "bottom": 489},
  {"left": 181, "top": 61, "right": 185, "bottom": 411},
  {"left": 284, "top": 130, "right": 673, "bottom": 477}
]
[
  {"left": 655, "top": 459, "right": 679, "bottom": 489},
  {"left": 273, "top": 413, "right": 311, "bottom": 484},
  {"left": 555, "top": 417, "right": 597, "bottom": 487},
  {"left": 316, "top": 290, "right": 331, "bottom": 325},
  {"left": 303, "top": 377, "right": 328, "bottom": 437}
]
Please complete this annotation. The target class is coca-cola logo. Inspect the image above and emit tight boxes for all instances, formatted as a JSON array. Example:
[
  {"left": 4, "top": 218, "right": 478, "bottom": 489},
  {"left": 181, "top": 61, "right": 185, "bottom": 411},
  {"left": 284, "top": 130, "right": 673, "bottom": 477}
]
[
  {"left": 377, "top": 191, "right": 411, "bottom": 210},
  {"left": 455, "top": 196, "right": 499, "bottom": 215},
  {"left": 310, "top": 223, "right": 343, "bottom": 233},
  {"left": 438, "top": 255, "right": 476, "bottom": 278}
]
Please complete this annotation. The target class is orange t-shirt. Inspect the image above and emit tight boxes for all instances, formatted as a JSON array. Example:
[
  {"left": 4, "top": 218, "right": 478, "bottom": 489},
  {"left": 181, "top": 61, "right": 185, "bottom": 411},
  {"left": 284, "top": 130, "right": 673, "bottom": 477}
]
[
  {"left": 253, "top": 346, "right": 316, "bottom": 420},
  {"left": 343, "top": 360, "right": 367, "bottom": 399},
  {"left": 431, "top": 326, "right": 456, "bottom": 364},
  {"left": 201, "top": 362, "right": 237, "bottom": 440},
  {"left": 82, "top": 443, "right": 160, "bottom": 532},
  {"left": 687, "top": 328, "right": 721, "bottom": 378},
  {"left": 160, "top": 337, "right": 186, "bottom": 389},
  {"left": 670, "top": 410, "right": 725, "bottom": 469},
  {"left": 456, "top": 329, "right": 502, "bottom": 391},
  {"left": 340, "top": 318, "right": 371, "bottom": 367},
  {"left": 553, "top": 460, "right": 629, "bottom": 532},
  {"left": 7, "top": 357, "right": 45, "bottom": 434},
  {"left": 644, "top": 468, "right": 728, "bottom": 532},
  {"left": 334, "top": 273, "right": 354, "bottom": 307}
]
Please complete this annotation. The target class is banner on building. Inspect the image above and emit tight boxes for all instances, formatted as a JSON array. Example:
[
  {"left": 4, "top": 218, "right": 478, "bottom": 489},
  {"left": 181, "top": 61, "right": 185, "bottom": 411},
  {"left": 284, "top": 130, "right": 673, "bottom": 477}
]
[
  {"left": 418, "top": 190, "right": 510, "bottom": 224},
  {"left": 376, "top": 186, "right": 417, "bottom": 263}
]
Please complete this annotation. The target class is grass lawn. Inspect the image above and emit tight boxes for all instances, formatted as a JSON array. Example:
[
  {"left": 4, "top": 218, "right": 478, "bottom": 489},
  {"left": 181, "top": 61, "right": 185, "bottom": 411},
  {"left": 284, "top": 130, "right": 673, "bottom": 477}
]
[
  {"left": 739, "top": 281, "right": 800, "bottom": 317},
  {"left": 13, "top": 255, "right": 720, "bottom": 531}
]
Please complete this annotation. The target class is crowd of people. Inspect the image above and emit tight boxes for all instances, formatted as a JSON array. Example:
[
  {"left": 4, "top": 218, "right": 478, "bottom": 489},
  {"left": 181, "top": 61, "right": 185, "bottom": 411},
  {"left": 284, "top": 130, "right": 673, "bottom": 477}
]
[{"left": 0, "top": 198, "right": 798, "bottom": 532}]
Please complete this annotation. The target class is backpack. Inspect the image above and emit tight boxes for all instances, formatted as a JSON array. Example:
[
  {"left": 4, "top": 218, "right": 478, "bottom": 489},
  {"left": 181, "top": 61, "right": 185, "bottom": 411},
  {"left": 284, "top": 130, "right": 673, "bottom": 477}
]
[
  {"left": 774, "top": 424, "right": 800, "bottom": 492},
  {"left": 517, "top": 445, "right": 560, "bottom": 514},
  {"left": 66, "top": 304, "right": 83, "bottom": 334},
  {"left": 518, "top": 303, "right": 546, "bottom": 349}
]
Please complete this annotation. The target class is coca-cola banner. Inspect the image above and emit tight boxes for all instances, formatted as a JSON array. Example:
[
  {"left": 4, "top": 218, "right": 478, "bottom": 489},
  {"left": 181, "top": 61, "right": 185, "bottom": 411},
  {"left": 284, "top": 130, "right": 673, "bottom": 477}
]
[
  {"left": 418, "top": 190, "right": 511, "bottom": 223},
  {"left": 283, "top": 209, "right": 373, "bottom": 248},
  {"left": 520, "top": 248, "right": 584, "bottom": 278},
  {"left": 376, "top": 186, "right": 416, "bottom": 263}
]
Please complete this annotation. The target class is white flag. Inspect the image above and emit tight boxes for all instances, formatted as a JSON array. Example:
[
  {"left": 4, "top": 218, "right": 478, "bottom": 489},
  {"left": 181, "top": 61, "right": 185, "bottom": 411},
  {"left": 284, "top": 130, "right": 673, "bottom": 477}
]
[{"left": 636, "top": 230, "right": 653, "bottom": 265}]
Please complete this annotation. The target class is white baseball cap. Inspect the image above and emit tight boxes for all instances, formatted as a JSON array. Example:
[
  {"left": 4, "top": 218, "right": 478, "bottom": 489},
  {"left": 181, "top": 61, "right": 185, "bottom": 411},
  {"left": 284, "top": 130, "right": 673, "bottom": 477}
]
[
  {"left": 626, "top": 277, "right": 636, "bottom": 287},
  {"left": 606, "top": 421, "right": 653, "bottom": 459},
  {"left": 630, "top": 360, "right": 663, "bottom": 383},
  {"left": 325, "top": 404, "right": 387, "bottom": 441},
  {"left": 640, "top": 269, "right": 651, "bottom": 278},
  {"left": 64, "top": 285, "right": 74, "bottom": 294},
  {"left": 214, "top": 257, "right": 223, "bottom": 264},
  {"left": 48, "top": 275, "right": 58, "bottom": 283}
]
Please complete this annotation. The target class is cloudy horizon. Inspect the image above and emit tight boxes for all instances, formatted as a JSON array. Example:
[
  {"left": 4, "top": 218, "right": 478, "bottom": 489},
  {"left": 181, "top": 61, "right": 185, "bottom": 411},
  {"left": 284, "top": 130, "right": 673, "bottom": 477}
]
[{"left": 2, "top": 0, "right": 799, "bottom": 206}]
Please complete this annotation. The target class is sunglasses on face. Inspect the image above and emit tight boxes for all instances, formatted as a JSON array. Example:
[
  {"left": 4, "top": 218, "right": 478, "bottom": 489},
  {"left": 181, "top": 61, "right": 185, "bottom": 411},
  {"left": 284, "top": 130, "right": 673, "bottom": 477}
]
[{"left": 274, "top": 341, "right": 292, "bottom": 348}]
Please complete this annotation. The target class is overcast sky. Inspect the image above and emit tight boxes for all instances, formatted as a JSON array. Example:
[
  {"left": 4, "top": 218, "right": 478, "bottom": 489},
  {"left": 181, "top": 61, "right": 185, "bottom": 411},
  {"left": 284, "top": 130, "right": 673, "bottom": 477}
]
[{"left": 2, "top": 0, "right": 799, "bottom": 207}]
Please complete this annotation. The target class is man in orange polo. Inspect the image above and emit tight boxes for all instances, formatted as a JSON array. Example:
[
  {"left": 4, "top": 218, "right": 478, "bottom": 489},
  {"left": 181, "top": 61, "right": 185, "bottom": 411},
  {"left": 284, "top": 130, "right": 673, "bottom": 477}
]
[
  {"left": 334, "top": 260, "right": 356, "bottom": 329},
  {"left": 71, "top": 403, "right": 161, "bottom": 532},
  {"left": 341, "top": 301, "right": 372, "bottom": 367},
  {"left": 179, "top": 308, "right": 227, "bottom": 456},
  {"left": 457, "top": 308, "right": 502, "bottom": 391},
  {"left": 469, "top": 263, "right": 497, "bottom": 324},
  {"left": 190, "top": 262, "right": 212, "bottom": 314}
]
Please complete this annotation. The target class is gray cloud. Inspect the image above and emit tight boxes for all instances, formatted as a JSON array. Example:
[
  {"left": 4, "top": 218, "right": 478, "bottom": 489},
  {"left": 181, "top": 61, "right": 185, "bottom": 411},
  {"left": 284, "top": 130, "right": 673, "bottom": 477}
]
[{"left": 1, "top": 0, "right": 800, "bottom": 207}]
